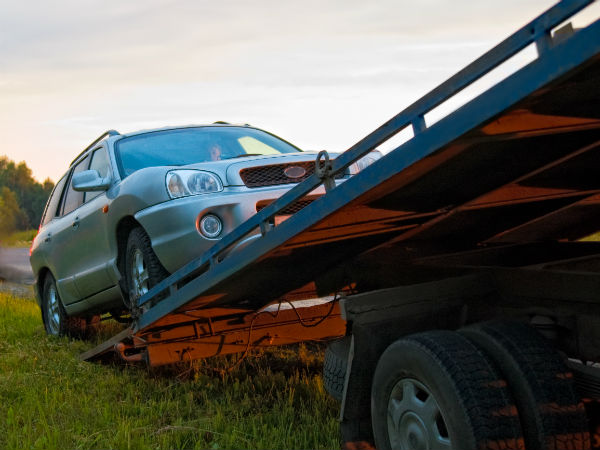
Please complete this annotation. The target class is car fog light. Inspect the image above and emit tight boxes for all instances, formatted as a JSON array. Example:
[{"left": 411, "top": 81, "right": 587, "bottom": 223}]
[{"left": 199, "top": 214, "right": 223, "bottom": 238}]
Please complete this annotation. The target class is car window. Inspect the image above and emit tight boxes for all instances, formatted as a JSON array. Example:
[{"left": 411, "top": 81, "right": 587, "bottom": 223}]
[
  {"left": 115, "top": 127, "right": 302, "bottom": 178},
  {"left": 41, "top": 174, "right": 68, "bottom": 226},
  {"left": 237, "top": 136, "right": 280, "bottom": 155},
  {"left": 86, "top": 147, "right": 111, "bottom": 202},
  {"left": 62, "top": 155, "right": 90, "bottom": 215}
]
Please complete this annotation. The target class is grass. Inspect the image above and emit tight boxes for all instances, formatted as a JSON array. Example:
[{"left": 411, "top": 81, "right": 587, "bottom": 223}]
[
  {"left": 0, "top": 292, "right": 340, "bottom": 449},
  {"left": 1, "top": 229, "right": 37, "bottom": 247}
]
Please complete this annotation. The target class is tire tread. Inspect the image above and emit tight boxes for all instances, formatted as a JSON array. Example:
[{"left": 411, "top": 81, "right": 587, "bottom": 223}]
[
  {"left": 372, "top": 330, "right": 524, "bottom": 450},
  {"left": 324, "top": 337, "right": 350, "bottom": 402},
  {"left": 408, "top": 332, "right": 524, "bottom": 450},
  {"left": 462, "top": 321, "right": 590, "bottom": 450}
]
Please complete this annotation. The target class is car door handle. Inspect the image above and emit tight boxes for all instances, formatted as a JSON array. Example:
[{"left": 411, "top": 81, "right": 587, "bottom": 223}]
[
  {"left": 44, "top": 233, "right": 52, "bottom": 243},
  {"left": 72, "top": 217, "right": 80, "bottom": 229}
]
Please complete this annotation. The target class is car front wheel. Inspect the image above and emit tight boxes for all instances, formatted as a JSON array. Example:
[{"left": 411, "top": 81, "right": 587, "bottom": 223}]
[{"left": 125, "top": 227, "right": 168, "bottom": 312}]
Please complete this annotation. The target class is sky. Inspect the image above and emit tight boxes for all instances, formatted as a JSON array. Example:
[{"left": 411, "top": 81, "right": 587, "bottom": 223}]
[{"left": 1, "top": 0, "right": 597, "bottom": 183}]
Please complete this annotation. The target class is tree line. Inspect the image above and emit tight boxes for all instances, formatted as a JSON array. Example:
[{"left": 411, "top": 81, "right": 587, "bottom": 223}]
[{"left": 0, "top": 156, "right": 54, "bottom": 236}]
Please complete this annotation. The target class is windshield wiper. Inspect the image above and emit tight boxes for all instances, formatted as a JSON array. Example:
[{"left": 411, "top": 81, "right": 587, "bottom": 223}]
[{"left": 225, "top": 153, "right": 265, "bottom": 159}]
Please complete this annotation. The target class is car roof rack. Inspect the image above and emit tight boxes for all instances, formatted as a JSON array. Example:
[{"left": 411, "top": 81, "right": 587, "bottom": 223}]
[
  {"left": 213, "top": 121, "right": 230, "bottom": 124},
  {"left": 70, "top": 130, "right": 120, "bottom": 167}
]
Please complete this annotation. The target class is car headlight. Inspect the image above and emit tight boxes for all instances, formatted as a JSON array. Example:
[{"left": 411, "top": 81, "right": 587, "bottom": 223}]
[
  {"left": 166, "top": 170, "right": 223, "bottom": 199},
  {"left": 350, "top": 150, "right": 383, "bottom": 174}
]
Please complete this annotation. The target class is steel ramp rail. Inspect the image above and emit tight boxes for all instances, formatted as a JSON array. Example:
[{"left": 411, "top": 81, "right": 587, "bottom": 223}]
[{"left": 82, "top": 0, "right": 600, "bottom": 364}]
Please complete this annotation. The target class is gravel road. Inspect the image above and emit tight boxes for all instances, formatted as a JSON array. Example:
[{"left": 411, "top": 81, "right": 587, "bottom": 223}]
[{"left": 0, "top": 247, "right": 34, "bottom": 284}]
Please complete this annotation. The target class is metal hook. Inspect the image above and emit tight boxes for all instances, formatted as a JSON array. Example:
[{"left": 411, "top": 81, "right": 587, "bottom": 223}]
[{"left": 315, "top": 150, "right": 336, "bottom": 192}]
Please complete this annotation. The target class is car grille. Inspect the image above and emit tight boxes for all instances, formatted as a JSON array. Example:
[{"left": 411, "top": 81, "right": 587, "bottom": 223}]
[
  {"left": 256, "top": 197, "right": 319, "bottom": 215},
  {"left": 240, "top": 162, "right": 345, "bottom": 188}
]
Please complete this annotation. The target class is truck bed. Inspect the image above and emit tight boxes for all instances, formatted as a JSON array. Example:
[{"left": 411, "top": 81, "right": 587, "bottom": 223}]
[
  {"left": 78, "top": 1, "right": 600, "bottom": 369},
  {"left": 133, "top": 1, "right": 600, "bottom": 334}
]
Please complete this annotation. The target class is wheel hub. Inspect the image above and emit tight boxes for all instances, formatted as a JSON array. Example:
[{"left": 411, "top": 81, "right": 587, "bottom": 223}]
[
  {"left": 130, "top": 248, "right": 149, "bottom": 300},
  {"left": 387, "top": 378, "right": 450, "bottom": 450},
  {"left": 400, "top": 412, "right": 428, "bottom": 450},
  {"left": 45, "top": 284, "right": 61, "bottom": 335}
]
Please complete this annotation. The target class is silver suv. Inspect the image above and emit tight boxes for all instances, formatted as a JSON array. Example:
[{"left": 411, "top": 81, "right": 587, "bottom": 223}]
[{"left": 30, "top": 124, "right": 380, "bottom": 336}]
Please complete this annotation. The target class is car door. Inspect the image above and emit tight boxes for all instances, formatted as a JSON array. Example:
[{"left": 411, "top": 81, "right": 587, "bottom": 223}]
[
  {"left": 51, "top": 155, "right": 90, "bottom": 305},
  {"left": 70, "top": 145, "right": 117, "bottom": 298},
  {"left": 31, "top": 173, "right": 73, "bottom": 296}
]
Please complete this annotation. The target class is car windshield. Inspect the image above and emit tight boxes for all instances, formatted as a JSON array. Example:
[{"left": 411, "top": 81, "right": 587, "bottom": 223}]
[{"left": 115, "top": 127, "right": 301, "bottom": 177}]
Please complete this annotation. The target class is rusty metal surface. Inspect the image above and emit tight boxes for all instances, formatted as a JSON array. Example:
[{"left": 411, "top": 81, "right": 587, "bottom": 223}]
[
  {"left": 143, "top": 302, "right": 345, "bottom": 366},
  {"left": 83, "top": 300, "right": 344, "bottom": 366}
]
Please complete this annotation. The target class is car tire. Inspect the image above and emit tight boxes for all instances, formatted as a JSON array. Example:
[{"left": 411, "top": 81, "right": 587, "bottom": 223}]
[
  {"left": 124, "top": 227, "right": 168, "bottom": 311},
  {"left": 41, "top": 273, "right": 86, "bottom": 337},
  {"left": 461, "top": 320, "right": 590, "bottom": 450},
  {"left": 324, "top": 336, "right": 351, "bottom": 402},
  {"left": 371, "top": 330, "right": 523, "bottom": 450}
]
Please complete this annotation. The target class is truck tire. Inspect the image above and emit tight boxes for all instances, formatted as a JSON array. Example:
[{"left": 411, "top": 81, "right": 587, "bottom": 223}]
[
  {"left": 461, "top": 320, "right": 590, "bottom": 450},
  {"left": 371, "top": 330, "right": 523, "bottom": 450},
  {"left": 41, "top": 273, "right": 87, "bottom": 338},
  {"left": 125, "top": 227, "right": 168, "bottom": 311},
  {"left": 324, "top": 336, "right": 350, "bottom": 402}
]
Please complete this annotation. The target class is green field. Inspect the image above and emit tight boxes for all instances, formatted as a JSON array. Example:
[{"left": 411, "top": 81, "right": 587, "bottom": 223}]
[{"left": 0, "top": 292, "right": 340, "bottom": 449}]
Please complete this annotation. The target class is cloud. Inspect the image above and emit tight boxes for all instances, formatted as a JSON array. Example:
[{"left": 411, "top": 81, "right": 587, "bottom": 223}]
[
  {"left": 0, "top": 0, "right": 562, "bottom": 182},
  {"left": 1, "top": 0, "right": 549, "bottom": 78}
]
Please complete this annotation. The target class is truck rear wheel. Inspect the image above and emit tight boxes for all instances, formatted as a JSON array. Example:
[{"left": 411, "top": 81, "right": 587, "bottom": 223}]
[
  {"left": 371, "top": 330, "right": 523, "bottom": 450},
  {"left": 461, "top": 320, "right": 590, "bottom": 450}
]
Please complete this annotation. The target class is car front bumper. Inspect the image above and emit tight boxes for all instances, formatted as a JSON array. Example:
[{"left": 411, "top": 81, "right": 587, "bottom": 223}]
[{"left": 134, "top": 184, "right": 329, "bottom": 273}]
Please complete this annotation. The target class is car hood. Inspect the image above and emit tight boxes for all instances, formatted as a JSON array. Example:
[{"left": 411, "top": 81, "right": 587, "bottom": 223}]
[{"left": 181, "top": 152, "right": 339, "bottom": 187}]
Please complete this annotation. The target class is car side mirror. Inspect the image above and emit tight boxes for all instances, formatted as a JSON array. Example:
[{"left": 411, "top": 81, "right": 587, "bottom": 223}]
[{"left": 72, "top": 170, "right": 111, "bottom": 192}]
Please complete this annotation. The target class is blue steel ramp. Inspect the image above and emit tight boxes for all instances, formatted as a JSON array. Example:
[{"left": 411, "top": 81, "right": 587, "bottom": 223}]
[{"left": 135, "top": 0, "right": 600, "bottom": 333}]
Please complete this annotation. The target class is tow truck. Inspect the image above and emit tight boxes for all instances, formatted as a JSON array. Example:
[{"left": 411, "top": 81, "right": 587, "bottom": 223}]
[{"left": 82, "top": 1, "right": 600, "bottom": 448}]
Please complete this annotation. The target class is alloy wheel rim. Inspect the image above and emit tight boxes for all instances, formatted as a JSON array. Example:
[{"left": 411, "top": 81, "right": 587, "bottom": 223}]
[
  {"left": 46, "top": 283, "right": 61, "bottom": 335},
  {"left": 387, "top": 378, "right": 450, "bottom": 450},
  {"left": 131, "top": 248, "right": 149, "bottom": 300}
]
